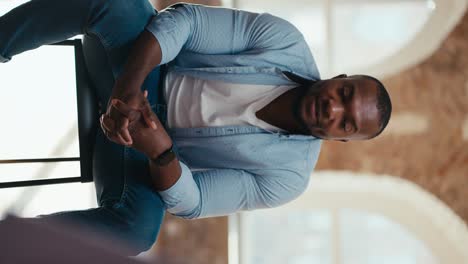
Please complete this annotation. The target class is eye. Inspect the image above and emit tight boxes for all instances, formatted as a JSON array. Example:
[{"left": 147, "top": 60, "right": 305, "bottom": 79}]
[
  {"left": 343, "top": 120, "right": 352, "bottom": 133},
  {"left": 343, "top": 86, "right": 351, "bottom": 98}
]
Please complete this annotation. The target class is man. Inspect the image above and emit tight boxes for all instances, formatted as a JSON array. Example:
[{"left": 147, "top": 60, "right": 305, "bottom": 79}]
[{"left": 0, "top": 0, "right": 391, "bottom": 255}]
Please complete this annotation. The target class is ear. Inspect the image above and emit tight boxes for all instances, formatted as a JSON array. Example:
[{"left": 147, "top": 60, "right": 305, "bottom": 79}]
[{"left": 332, "top": 74, "right": 347, "bottom": 79}]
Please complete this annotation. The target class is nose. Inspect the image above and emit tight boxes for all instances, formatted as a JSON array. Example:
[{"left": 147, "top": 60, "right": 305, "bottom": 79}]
[{"left": 326, "top": 98, "right": 344, "bottom": 121}]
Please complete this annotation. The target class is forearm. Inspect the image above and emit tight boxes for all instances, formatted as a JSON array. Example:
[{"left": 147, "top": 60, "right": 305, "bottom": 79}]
[
  {"left": 112, "top": 30, "right": 162, "bottom": 96},
  {"left": 132, "top": 121, "right": 182, "bottom": 191},
  {"left": 149, "top": 156, "right": 182, "bottom": 191},
  {"left": 102, "top": 30, "right": 163, "bottom": 146},
  {"left": 131, "top": 116, "right": 182, "bottom": 191}
]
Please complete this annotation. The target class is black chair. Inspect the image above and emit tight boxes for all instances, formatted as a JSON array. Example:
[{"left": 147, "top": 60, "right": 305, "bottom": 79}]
[{"left": 0, "top": 35, "right": 112, "bottom": 188}]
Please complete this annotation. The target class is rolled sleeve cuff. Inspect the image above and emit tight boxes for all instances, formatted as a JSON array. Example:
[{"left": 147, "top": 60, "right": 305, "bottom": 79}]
[
  {"left": 146, "top": 6, "right": 190, "bottom": 66},
  {"left": 158, "top": 162, "right": 200, "bottom": 216},
  {"left": 145, "top": 17, "right": 172, "bottom": 65}
]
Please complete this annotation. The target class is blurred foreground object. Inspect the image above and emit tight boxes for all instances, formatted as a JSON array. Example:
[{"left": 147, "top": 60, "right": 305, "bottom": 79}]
[{"left": 0, "top": 215, "right": 140, "bottom": 263}]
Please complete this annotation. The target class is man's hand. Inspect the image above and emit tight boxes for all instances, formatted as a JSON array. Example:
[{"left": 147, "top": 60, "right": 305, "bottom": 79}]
[
  {"left": 100, "top": 90, "right": 157, "bottom": 146},
  {"left": 99, "top": 29, "right": 163, "bottom": 146},
  {"left": 101, "top": 96, "right": 172, "bottom": 159}
]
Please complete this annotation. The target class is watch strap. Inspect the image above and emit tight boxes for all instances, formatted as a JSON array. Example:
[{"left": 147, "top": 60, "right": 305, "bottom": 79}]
[{"left": 151, "top": 145, "right": 176, "bottom": 166}]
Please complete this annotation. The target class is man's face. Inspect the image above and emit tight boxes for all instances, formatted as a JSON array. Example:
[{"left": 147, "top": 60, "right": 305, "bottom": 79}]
[{"left": 298, "top": 75, "right": 381, "bottom": 141}]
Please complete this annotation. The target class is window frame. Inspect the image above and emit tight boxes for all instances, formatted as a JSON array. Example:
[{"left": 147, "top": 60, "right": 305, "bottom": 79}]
[{"left": 0, "top": 39, "right": 93, "bottom": 188}]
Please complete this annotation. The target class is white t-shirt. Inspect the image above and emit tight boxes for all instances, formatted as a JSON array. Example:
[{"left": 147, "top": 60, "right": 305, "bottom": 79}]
[{"left": 164, "top": 72, "right": 296, "bottom": 132}]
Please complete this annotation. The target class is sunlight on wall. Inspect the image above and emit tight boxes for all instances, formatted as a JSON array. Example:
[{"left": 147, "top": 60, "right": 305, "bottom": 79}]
[
  {"left": 384, "top": 113, "right": 429, "bottom": 136},
  {"left": 462, "top": 117, "right": 468, "bottom": 141}
]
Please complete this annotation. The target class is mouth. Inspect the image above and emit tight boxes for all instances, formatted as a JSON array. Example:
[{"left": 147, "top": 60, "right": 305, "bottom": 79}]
[
  {"left": 307, "top": 96, "right": 319, "bottom": 126},
  {"left": 315, "top": 97, "right": 320, "bottom": 125}
]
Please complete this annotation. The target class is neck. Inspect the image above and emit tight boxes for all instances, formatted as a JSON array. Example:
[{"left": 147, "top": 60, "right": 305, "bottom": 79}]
[{"left": 256, "top": 86, "right": 308, "bottom": 134}]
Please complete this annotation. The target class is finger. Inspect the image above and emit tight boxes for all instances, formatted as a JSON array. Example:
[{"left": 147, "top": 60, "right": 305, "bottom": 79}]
[
  {"left": 127, "top": 109, "right": 142, "bottom": 122},
  {"left": 100, "top": 116, "right": 129, "bottom": 146},
  {"left": 103, "top": 127, "right": 124, "bottom": 145},
  {"left": 111, "top": 99, "right": 137, "bottom": 118},
  {"left": 107, "top": 132, "right": 129, "bottom": 146},
  {"left": 117, "top": 118, "right": 133, "bottom": 145},
  {"left": 113, "top": 117, "right": 132, "bottom": 145},
  {"left": 112, "top": 99, "right": 141, "bottom": 123},
  {"left": 141, "top": 105, "right": 157, "bottom": 129},
  {"left": 102, "top": 116, "right": 131, "bottom": 145},
  {"left": 101, "top": 115, "right": 116, "bottom": 133},
  {"left": 110, "top": 101, "right": 133, "bottom": 144},
  {"left": 104, "top": 124, "right": 130, "bottom": 145},
  {"left": 102, "top": 124, "right": 109, "bottom": 137},
  {"left": 100, "top": 115, "right": 106, "bottom": 131},
  {"left": 116, "top": 132, "right": 131, "bottom": 146}
]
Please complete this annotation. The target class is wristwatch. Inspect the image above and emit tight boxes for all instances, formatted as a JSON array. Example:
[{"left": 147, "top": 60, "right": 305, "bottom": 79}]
[{"left": 152, "top": 145, "right": 176, "bottom": 166}]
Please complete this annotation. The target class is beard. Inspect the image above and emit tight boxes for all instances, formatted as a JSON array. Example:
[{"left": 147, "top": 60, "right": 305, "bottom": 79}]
[
  {"left": 293, "top": 80, "right": 324, "bottom": 134},
  {"left": 292, "top": 85, "right": 314, "bottom": 135}
]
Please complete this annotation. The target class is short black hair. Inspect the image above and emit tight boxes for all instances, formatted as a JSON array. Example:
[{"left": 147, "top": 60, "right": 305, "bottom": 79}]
[{"left": 358, "top": 75, "right": 392, "bottom": 139}]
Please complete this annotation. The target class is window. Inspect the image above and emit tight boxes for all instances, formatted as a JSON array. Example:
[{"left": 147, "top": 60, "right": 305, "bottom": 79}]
[
  {"left": 234, "top": 208, "right": 437, "bottom": 264},
  {"left": 331, "top": 0, "right": 432, "bottom": 74},
  {"left": 229, "top": 172, "right": 468, "bottom": 264},
  {"left": 0, "top": 44, "right": 80, "bottom": 183},
  {"left": 223, "top": 0, "right": 467, "bottom": 78},
  {"left": 0, "top": 0, "right": 95, "bottom": 218}
]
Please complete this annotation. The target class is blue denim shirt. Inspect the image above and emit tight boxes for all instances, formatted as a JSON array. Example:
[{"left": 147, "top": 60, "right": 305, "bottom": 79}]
[{"left": 146, "top": 4, "right": 322, "bottom": 219}]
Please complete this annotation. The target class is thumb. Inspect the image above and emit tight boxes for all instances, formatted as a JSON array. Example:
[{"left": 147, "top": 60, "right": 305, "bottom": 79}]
[{"left": 141, "top": 105, "right": 157, "bottom": 129}]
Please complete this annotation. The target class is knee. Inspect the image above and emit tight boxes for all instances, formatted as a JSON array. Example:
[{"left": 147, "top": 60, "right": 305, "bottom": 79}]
[
  {"left": 133, "top": 205, "right": 165, "bottom": 251},
  {"left": 116, "top": 192, "right": 165, "bottom": 253}
]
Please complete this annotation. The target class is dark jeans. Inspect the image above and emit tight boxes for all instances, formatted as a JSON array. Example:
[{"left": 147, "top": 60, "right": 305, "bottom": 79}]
[{"left": 0, "top": 0, "right": 165, "bottom": 255}]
